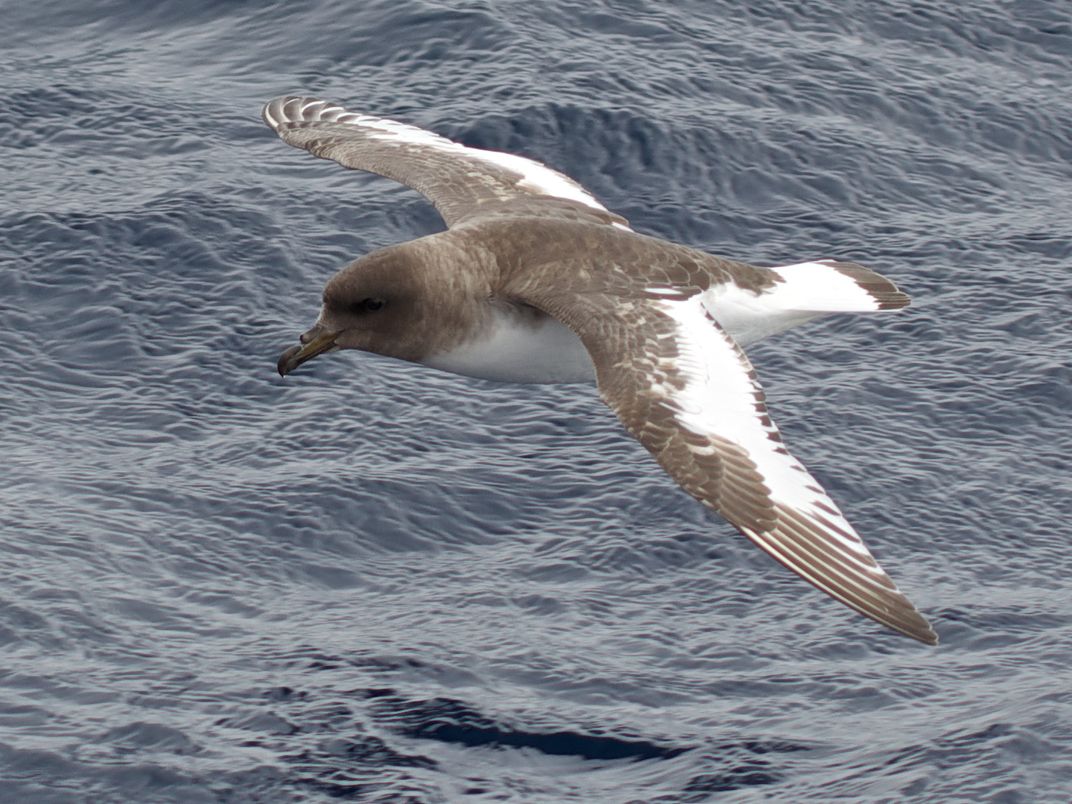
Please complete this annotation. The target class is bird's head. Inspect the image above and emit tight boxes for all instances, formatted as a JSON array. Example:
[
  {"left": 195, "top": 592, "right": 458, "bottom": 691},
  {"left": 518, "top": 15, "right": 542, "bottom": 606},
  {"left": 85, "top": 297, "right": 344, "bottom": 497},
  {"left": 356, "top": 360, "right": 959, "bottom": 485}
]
[{"left": 276, "top": 238, "right": 485, "bottom": 376}]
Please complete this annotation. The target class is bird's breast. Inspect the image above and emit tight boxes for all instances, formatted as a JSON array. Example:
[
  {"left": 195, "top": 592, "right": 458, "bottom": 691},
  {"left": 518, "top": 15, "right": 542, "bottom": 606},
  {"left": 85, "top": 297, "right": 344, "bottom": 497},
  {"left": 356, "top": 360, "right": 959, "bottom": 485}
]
[{"left": 420, "top": 307, "right": 595, "bottom": 384}]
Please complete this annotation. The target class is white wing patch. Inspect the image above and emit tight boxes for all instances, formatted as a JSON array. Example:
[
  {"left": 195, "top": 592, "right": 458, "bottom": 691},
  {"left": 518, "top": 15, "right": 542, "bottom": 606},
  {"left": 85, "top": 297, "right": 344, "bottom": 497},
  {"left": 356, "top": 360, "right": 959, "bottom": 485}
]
[
  {"left": 703, "top": 260, "right": 900, "bottom": 346},
  {"left": 767, "top": 261, "right": 885, "bottom": 311},
  {"left": 464, "top": 149, "right": 610, "bottom": 211},
  {"left": 591, "top": 293, "right": 934, "bottom": 641},
  {"left": 658, "top": 296, "right": 875, "bottom": 560}
]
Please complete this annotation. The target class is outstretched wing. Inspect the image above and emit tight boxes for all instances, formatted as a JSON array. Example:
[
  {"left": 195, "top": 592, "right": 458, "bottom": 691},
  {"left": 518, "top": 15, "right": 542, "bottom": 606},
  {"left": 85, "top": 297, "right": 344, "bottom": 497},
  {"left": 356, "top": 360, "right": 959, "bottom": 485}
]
[
  {"left": 262, "top": 96, "right": 628, "bottom": 229},
  {"left": 537, "top": 289, "right": 936, "bottom": 644}
]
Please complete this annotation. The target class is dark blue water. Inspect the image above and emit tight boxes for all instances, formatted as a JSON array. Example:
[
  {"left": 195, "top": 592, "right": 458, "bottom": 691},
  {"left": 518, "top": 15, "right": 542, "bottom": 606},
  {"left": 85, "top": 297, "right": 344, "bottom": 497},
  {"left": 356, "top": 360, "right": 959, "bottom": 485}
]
[{"left": 3, "top": 0, "right": 1070, "bottom": 800}]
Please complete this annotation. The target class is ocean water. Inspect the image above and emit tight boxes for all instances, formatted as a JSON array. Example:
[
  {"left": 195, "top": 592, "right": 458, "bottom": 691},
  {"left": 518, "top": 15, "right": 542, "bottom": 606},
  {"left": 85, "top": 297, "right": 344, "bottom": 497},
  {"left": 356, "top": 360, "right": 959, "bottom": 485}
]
[{"left": 3, "top": 0, "right": 1071, "bottom": 800}]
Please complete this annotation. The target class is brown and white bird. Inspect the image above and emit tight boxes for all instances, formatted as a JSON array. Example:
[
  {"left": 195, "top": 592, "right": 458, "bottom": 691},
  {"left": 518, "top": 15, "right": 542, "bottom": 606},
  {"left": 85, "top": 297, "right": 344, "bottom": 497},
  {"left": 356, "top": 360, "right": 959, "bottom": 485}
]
[{"left": 264, "top": 95, "right": 937, "bottom": 645}]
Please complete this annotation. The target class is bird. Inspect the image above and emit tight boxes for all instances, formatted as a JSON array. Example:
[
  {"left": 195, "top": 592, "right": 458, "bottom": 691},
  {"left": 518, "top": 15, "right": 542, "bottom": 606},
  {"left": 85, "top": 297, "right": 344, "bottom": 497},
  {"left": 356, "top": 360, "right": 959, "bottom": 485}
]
[{"left": 263, "top": 95, "right": 937, "bottom": 645}]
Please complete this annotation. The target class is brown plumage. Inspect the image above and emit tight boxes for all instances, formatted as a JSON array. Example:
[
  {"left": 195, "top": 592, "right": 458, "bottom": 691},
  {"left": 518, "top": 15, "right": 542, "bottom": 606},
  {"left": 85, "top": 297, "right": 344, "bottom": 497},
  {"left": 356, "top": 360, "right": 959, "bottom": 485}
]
[{"left": 264, "top": 95, "right": 935, "bottom": 645}]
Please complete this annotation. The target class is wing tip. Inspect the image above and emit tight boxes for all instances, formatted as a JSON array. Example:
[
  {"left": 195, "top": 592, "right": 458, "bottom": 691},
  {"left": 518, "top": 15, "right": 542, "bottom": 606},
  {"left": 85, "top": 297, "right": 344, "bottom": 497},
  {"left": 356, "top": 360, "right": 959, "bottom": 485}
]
[
  {"left": 915, "top": 622, "right": 940, "bottom": 646},
  {"left": 739, "top": 511, "right": 938, "bottom": 646},
  {"left": 262, "top": 95, "right": 294, "bottom": 131},
  {"left": 261, "top": 95, "right": 336, "bottom": 132},
  {"left": 880, "top": 602, "right": 939, "bottom": 645}
]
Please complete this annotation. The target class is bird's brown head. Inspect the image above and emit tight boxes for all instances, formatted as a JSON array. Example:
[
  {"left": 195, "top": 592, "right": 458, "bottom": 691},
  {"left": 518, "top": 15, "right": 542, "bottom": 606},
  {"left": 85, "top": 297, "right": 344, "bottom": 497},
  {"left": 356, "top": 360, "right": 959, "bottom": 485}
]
[{"left": 276, "top": 242, "right": 443, "bottom": 377}]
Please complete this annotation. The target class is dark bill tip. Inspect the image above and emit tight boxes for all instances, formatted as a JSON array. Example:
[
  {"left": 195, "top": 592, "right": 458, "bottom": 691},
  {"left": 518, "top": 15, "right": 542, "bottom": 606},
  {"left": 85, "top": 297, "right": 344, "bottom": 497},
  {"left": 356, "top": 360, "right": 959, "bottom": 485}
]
[
  {"left": 277, "top": 344, "right": 304, "bottom": 377},
  {"left": 276, "top": 330, "right": 340, "bottom": 377}
]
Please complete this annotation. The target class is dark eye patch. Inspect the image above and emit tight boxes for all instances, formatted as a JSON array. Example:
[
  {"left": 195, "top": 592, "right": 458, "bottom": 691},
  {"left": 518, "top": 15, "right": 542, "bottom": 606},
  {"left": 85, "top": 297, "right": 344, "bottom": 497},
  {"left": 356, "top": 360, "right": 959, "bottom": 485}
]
[{"left": 351, "top": 297, "right": 385, "bottom": 313}]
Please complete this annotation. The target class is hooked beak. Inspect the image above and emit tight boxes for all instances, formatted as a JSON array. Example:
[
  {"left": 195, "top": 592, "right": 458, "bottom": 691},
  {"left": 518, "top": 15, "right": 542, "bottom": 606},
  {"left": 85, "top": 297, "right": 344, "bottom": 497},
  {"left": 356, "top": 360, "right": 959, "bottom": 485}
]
[{"left": 277, "top": 328, "right": 341, "bottom": 377}]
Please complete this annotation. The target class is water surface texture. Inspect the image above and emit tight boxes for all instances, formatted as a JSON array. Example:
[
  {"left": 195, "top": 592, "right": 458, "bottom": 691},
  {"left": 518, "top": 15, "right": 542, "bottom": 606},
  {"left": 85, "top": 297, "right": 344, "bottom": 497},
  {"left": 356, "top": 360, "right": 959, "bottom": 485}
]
[{"left": 3, "top": 0, "right": 1071, "bottom": 800}]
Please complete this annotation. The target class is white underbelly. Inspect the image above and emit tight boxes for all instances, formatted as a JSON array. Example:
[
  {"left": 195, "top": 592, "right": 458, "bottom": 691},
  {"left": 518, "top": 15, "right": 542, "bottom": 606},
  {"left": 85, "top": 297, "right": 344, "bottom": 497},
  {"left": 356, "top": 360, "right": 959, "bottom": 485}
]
[{"left": 421, "top": 310, "right": 595, "bottom": 384}]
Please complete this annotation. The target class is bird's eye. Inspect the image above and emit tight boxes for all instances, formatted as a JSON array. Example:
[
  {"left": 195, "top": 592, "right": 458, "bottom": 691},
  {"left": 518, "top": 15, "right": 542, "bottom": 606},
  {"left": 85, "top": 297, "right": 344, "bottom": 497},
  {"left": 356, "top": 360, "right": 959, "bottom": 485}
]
[{"left": 352, "top": 297, "right": 385, "bottom": 313}]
